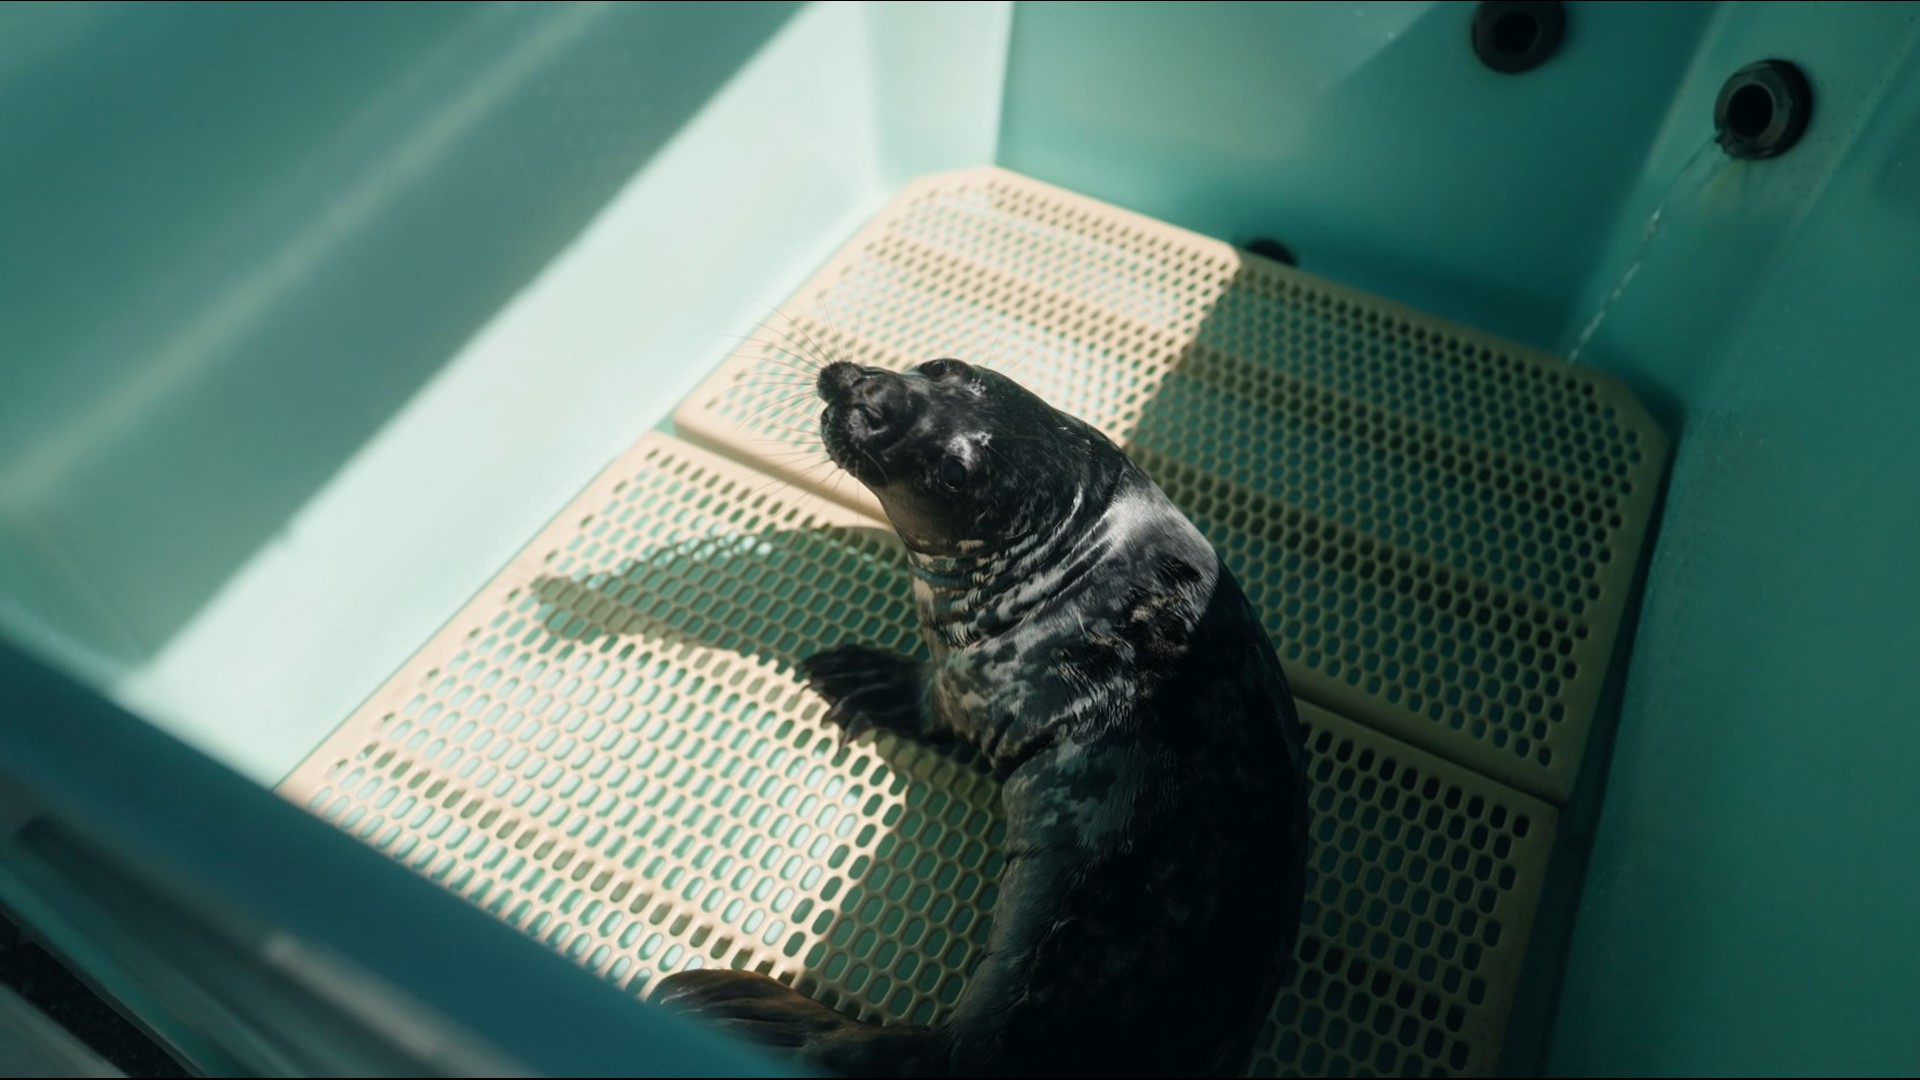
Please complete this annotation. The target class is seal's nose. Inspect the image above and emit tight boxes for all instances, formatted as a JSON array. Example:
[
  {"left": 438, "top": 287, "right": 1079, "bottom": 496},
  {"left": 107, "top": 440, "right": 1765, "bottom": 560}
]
[
  {"left": 818, "top": 361, "right": 867, "bottom": 403},
  {"left": 818, "top": 363, "right": 906, "bottom": 419}
]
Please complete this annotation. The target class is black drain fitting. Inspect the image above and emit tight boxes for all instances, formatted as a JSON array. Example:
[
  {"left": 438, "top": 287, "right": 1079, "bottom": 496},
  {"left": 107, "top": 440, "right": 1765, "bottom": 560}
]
[
  {"left": 1715, "top": 60, "right": 1814, "bottom": 160},
  {"left": 1472, "top": 1, "right": 1566, "bottom": 75},
  {"left": 1245, "top": 238, "right": 1298, "bottom": 267}
]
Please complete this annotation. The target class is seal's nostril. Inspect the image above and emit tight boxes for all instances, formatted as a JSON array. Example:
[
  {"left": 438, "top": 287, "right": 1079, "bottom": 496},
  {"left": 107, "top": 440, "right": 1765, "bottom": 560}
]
[{"left": 850, "top": 371, "right": 895, "bottom": 404}]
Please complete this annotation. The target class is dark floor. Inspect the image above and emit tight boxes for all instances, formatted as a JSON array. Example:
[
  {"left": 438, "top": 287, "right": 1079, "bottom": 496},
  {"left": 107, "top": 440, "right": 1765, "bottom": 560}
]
[{"left": 0, "top": 918, "right": 189, "bottom": 1078}]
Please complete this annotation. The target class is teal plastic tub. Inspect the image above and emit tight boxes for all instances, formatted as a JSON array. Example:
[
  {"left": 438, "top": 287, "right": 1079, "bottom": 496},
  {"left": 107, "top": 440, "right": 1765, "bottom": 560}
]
[{"left": 3, "top": 2, "right": 1916, "bottom": 1074}]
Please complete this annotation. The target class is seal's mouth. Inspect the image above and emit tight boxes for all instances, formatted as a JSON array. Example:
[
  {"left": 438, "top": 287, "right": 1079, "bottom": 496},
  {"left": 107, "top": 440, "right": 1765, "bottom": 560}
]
[{"left": 817, "top": 362, "right": 914, "bottom": 484}]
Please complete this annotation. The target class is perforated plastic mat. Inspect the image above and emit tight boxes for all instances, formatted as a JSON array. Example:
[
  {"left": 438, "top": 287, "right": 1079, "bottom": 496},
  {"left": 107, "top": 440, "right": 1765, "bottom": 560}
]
[
  {"left": 282, "top": 432, "right": 1556, "bottom": 1077},
  {"left": 674, "top": 166, "right": 1668, "bottom": 804}
]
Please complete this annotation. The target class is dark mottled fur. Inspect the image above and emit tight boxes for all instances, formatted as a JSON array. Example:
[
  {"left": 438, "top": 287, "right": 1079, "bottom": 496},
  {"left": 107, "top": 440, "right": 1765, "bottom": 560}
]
[{"left": 655, "top": 359, "right": 1309, "bottom": 1077}]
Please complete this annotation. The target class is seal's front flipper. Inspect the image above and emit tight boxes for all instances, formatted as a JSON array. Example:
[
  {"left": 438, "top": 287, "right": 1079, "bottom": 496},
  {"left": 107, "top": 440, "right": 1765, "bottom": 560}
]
[
  {"left": 799, "top": 644, "right": 937, "bottom": 746},
  {"left": 653, "top": 968, "right": 946, "bottom": 1077}
]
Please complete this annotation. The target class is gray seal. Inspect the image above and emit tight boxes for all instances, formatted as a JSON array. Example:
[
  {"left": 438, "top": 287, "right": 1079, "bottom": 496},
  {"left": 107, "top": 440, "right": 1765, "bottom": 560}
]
[{"left": 655, "top": 358, "right": 1309, "bottom": 1077}]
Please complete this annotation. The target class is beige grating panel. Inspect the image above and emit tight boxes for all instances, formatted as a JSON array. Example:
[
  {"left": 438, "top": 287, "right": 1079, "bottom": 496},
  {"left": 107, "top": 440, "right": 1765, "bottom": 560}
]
[
  {"left": 281, "top": 432, "right": 1556, "bottom": 1077},
  {"left": 283, "top": 434, "right": 997, "bottom": 1027},
  {"left": 1252, "top": 706, "right": 1554, "bottom": 1078},
  {"left": 673, "top": 166, "right": 1668, "bottom": 803}
]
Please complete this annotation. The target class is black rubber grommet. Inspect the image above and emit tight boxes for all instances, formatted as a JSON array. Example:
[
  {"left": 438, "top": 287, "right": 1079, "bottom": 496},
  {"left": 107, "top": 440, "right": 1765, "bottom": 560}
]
[
  {"left": 1472, "top": 1, "right": 1566, "bottom": 75},
  {"left": 1715, "top": 60, "right": 1814, "bottom": 160},
  {"left": 1245, "top": 238, "right": 1297, "bottom": 267}
]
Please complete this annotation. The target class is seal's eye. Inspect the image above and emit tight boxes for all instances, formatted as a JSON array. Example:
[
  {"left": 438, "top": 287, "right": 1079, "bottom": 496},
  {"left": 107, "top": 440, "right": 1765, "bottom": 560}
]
[
  {"left": 937, "top": 455, "right": 968, "bottom": 490},
  {"left": 918, "top": 358, "right": 966, "bottom": 381}
]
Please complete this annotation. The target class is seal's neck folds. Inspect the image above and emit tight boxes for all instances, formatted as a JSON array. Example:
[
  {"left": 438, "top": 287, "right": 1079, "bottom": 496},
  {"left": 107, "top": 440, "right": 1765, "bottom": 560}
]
[{"left": 906, "top": 470, "right": 1145, "bottom": 649}]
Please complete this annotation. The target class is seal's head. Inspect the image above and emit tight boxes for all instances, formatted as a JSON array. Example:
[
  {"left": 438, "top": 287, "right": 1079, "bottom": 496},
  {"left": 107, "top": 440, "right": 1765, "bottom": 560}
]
[{"left": 816, "top": 358, "right": 1117, "bottom": 556}]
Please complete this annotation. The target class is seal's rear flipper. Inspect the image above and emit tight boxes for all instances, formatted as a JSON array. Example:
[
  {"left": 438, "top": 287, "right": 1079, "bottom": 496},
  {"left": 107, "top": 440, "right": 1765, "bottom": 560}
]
[{"left": 653, "top": 969, "right": 947, "bottom": 1077}]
